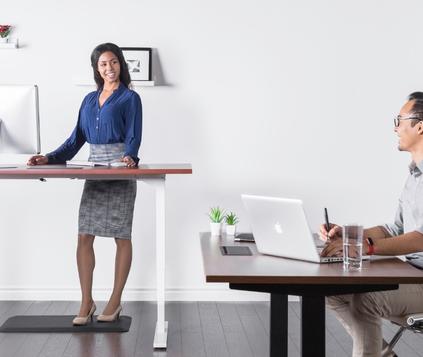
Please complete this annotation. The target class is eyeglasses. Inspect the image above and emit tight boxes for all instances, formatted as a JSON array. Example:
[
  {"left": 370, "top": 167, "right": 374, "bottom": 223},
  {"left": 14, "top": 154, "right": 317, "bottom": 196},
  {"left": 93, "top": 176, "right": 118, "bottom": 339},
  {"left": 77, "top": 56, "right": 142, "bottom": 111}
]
[{"left": 394, "top": 114, "right": 423, "bottom": 127}]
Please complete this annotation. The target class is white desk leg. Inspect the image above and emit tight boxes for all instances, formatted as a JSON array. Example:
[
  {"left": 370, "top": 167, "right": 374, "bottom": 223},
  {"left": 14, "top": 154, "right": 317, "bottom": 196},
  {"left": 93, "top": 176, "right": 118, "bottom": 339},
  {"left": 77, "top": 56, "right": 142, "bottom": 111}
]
[{"left": 150, "top": 177, "right": 168, "bottom": 349}]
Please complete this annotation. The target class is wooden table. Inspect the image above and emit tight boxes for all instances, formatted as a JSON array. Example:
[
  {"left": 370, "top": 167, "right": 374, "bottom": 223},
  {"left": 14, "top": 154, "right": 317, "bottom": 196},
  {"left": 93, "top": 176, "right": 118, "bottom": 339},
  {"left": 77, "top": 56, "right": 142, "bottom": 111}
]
[
  {"left": 200, "top": 232, "right": 423, "bottom": 357},
  {"left": 0, "top": 164, "right": 192, "bottom": 349}
]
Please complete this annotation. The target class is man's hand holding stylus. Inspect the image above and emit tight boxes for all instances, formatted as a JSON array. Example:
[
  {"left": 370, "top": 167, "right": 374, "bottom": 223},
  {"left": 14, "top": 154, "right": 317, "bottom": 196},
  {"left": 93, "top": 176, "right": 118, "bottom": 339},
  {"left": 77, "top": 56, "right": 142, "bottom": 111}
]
[
  {"left": 319, "top": 223, "right": 342, "bottom": 242},
  {"left": 319, "top": 223, "right": 343, "bottom": 257}
]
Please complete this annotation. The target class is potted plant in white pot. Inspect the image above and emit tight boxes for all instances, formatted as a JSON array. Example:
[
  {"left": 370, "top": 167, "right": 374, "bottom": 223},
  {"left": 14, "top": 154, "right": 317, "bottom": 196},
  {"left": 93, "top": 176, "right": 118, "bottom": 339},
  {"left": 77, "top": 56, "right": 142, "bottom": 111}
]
[
  {"left": 208, "top": 207, "right": 225, "bottom": 236},
  {"left": 225, "top": 212, "right": 239, "bottom": 236}
]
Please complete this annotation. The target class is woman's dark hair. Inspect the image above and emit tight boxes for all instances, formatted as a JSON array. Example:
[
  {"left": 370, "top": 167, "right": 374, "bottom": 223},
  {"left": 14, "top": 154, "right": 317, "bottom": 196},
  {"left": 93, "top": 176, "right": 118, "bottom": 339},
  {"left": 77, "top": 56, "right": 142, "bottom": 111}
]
[{"left": 90, "top": 43, "right": 131, "bottom": 89}]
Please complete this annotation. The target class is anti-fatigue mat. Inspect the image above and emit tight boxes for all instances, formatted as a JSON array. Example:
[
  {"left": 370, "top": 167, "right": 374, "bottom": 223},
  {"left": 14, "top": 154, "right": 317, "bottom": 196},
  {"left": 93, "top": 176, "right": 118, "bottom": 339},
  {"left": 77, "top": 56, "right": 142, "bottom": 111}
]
[{"left": 0, "top": 315, "right": 131, "bottom": 333}]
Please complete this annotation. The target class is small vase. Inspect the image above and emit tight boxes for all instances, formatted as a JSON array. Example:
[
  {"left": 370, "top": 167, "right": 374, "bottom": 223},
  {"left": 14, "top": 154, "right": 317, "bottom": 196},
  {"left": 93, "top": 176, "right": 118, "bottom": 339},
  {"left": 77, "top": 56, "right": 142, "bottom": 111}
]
[
  {"left": 0, "top": 37, "right": 8, "bottom": 43},
  {"left": 210, "top": 222, "right": 222, "bottom": 236},
  {"left": 226, "top": 225, "right": 236, "bottom": 236}
]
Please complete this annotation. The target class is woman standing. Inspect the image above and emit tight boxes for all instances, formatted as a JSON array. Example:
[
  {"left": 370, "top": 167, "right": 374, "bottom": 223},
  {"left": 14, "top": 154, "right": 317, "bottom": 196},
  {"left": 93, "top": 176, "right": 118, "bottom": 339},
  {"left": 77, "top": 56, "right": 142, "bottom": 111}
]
[{"left": 28, "top": 43, "right": 142, "bottom": 325}]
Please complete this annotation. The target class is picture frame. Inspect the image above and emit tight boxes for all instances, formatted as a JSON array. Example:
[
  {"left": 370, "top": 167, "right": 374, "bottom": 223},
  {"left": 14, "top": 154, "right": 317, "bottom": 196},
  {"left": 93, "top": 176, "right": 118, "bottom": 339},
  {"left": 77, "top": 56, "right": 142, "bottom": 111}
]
[{"left": 120, "top": 47, "right": 152, "bottom": 81}]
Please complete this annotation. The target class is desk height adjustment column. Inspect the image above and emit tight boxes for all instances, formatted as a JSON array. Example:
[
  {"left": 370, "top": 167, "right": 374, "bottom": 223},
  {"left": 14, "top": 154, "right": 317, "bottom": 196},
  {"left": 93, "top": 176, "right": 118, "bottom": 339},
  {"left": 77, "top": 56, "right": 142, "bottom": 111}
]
[
  {"left": 270, "top": 293, "right": 288, "bottom": 357},
  {"left": 144, "top": 176, "right": 168, "bottom": 349}
]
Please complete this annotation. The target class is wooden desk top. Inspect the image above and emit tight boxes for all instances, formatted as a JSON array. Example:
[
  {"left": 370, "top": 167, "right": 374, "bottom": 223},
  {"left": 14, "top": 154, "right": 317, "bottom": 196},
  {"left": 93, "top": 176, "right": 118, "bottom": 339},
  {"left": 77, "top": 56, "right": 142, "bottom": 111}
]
[
  {"left": 200, "top": 232, "right": 423, "bottom": 285},
  {"left": 0, "top": 163, "right": 192, "bottom": 180}
]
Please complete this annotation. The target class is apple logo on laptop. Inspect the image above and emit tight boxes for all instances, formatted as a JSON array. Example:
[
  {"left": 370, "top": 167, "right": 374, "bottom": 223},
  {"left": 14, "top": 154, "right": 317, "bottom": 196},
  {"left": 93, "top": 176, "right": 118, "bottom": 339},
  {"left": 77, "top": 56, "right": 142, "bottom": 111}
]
[{"left": 274, "top": 222, "right": 283, "bottom": 234}]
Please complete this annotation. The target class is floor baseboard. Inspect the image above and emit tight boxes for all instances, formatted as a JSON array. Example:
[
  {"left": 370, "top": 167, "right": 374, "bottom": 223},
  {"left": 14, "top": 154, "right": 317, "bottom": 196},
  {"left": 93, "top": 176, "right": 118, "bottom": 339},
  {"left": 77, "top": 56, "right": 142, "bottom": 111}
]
[{"left": 0, "top": 287, "right": 300, "bottom": 301}]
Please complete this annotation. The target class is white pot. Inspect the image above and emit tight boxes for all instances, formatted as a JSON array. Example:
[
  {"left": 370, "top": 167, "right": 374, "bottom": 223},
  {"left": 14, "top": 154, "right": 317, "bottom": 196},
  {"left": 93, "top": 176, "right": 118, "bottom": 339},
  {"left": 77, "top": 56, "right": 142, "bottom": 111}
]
[
  {"left": 226, "top": 225, "right": 236, "bottom": 236},
  {"left": 210, "top": 222, "right": 222, "bottom": 236},
  {"left": 0, "top": 37, "right": 8, "bottom": 43}
]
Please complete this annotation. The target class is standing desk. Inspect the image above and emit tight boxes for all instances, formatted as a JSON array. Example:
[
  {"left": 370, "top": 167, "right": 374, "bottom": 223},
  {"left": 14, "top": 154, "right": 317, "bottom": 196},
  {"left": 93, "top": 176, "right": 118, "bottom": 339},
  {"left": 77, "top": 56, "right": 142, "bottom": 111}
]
[
  {"left": 200, "top": 232, "right": 423, "bottom": 357},
  {"left": 0, "top": 164, "right": 192, "bottom": 349}
]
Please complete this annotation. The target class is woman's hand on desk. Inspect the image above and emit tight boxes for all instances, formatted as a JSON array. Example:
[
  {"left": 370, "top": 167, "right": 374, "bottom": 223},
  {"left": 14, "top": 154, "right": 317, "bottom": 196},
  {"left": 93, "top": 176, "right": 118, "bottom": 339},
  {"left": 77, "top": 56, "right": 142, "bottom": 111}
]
[
  {"left": 27, "top": 155, "right": 48, "bottom": 166},
  {"left": 121, "top": 156, "right": 136, "bottom": 168},
  {"left": 319, "top": 223, "right": 342, "bottom": 242}
]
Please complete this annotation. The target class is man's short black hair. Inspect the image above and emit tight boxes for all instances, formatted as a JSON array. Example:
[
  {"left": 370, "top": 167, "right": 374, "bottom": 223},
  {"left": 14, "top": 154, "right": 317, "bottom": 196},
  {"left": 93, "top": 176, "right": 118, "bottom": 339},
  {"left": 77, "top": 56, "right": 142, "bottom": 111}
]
[
  {"left": 408, "top": 92, "right": 423, "bottom": 100},
  {"left": 408, "top": 92, "right": 423, "bottom": 114},
  {"left": 407, "top": 92, "right": 423, "bottom": 126}
]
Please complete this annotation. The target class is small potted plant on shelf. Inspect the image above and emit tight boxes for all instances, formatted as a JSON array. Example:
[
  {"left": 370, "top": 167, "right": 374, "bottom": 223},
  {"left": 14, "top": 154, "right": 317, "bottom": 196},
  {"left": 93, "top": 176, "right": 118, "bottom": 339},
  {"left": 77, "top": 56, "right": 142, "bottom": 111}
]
[
  {"left": 225, "top": 212, "right": 239, "bottom": 236},
  {"left": 208, "top": 206, "right": 225, "bottom": 236},
  {"left": 0, "top": 25, "right": 12, "bottom": 43}
]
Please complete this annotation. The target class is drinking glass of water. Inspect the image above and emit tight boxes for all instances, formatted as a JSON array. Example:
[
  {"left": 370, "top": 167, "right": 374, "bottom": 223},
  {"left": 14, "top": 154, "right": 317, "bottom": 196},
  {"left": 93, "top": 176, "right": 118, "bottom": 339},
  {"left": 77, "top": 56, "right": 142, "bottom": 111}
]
[{"left": 342, "top": 224, "right": 363, "bottom": 271}]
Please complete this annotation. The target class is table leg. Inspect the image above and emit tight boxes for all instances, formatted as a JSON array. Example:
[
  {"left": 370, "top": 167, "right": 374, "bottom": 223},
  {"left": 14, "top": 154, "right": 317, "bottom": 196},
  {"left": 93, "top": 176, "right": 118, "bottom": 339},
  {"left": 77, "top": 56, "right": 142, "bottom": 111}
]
[
  {"left": 147, "top": 178, "right": 168, "bottom": 349},
  {"left": 270, "top": 293, "right": 288, "bottom": 357},
  {"left": 301, "top": 296, "right": 325, "bottom": 357}
]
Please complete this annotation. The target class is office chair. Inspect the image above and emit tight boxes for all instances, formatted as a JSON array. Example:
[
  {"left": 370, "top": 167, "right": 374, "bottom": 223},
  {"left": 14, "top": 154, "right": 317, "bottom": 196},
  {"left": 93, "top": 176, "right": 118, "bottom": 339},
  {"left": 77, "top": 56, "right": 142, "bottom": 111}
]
[{"left": 382, "top": 313, "right": 423, "bottom": 356}]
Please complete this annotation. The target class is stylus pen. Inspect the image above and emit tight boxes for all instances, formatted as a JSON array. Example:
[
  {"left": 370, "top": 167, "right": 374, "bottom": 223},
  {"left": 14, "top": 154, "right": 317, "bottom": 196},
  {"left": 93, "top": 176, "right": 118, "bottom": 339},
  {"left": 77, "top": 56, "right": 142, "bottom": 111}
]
[{"left": 324, "top": 207, "right": 331, "bottom": 240}]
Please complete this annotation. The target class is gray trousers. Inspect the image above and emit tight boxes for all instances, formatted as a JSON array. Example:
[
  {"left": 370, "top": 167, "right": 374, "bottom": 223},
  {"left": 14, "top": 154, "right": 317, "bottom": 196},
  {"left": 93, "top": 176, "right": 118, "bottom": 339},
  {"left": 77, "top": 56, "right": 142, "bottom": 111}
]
[{"left": 327, "top": 284, "right": 423, "bottom": 357}]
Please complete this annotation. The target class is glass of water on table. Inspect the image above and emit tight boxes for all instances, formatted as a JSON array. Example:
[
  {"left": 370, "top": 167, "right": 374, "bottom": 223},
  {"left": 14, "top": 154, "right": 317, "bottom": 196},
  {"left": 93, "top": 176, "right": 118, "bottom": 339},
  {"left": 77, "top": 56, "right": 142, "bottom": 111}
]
[{"left": 342, "top": 224, "right": 363, "bottom": 271}]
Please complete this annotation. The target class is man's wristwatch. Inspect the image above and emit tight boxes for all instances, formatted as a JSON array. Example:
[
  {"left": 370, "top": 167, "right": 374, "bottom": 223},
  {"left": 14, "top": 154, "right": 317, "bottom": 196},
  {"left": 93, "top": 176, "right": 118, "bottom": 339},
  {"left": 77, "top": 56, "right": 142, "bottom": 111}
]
[{"left": 366, "top": 237, "right": 375, "bottom": 255}]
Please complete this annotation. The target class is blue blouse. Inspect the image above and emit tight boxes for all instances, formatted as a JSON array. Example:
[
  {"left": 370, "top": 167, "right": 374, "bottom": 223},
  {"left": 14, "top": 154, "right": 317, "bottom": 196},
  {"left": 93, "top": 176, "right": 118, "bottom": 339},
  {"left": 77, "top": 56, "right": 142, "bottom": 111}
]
[{"left": 46, "top": 83, "right": 142, "bottom": 164}]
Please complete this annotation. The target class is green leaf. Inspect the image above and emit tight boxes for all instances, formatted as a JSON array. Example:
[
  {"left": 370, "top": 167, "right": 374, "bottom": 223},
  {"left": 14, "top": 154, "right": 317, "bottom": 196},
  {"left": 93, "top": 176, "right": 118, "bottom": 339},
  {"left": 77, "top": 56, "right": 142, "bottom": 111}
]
[{"left": 207, "top": 206, "right": 226, "bottom": 223}]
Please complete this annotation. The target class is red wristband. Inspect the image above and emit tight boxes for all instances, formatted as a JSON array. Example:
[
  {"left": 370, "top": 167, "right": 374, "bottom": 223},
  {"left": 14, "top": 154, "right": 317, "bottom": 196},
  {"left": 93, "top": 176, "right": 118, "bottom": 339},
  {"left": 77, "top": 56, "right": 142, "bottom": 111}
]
[{"left": 366, "top": 237, "right": 375, "bottom": 255}]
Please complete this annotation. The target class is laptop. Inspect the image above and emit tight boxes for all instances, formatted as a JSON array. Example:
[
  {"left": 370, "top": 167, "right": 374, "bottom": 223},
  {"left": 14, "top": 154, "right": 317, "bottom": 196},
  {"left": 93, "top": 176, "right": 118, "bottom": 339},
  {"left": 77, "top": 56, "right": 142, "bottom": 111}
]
[{"left": 241, "top": 194, "right": 343, "bottom": 263}]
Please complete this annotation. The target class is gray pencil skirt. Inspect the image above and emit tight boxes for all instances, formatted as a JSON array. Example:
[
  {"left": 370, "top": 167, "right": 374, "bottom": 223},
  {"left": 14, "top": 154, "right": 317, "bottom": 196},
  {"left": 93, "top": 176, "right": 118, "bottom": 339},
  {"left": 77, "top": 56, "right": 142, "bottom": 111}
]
[{"left": 78, "top": 143, "right": 137, "bottom": 240}]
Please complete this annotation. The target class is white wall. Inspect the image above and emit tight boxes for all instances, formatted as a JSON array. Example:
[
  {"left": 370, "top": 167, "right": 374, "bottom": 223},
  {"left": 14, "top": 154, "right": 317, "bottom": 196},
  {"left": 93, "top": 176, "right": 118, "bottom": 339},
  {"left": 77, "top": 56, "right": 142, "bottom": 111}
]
[{"left": 0, "top": 0, "right": 420, "bottom": 300}]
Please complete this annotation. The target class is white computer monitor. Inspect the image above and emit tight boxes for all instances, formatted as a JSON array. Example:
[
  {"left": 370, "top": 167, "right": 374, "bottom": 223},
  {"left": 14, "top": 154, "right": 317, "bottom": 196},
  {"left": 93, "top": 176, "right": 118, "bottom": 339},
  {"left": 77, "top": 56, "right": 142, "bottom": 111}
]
[{"left": 0, "top": 85, "right": 41, "bottom": 154}]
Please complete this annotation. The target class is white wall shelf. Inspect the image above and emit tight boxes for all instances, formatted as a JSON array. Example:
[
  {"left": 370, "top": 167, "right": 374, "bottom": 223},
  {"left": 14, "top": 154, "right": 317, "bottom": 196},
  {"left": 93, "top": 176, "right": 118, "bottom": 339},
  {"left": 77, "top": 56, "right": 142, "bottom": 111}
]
[
  {"left": 73, "top": 79, "right": 155, "bottom": 87},
  {"left": 0, "top": 39, "right": 18, "bottom": 49}
]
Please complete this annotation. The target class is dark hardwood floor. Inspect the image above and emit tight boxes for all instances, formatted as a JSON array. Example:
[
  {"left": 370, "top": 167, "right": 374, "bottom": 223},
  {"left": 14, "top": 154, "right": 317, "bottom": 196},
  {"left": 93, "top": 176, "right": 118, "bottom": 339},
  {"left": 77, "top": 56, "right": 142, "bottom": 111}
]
[{"left": 0, "top": 301, "right": 422, "bottom": 357}]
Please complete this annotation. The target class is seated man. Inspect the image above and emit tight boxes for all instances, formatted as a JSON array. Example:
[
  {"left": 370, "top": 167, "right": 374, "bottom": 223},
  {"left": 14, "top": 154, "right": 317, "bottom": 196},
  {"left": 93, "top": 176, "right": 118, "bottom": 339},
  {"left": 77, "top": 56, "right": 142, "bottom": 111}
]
[{"left": 320, "top": 92, "right": 423, "bottom": 357}]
